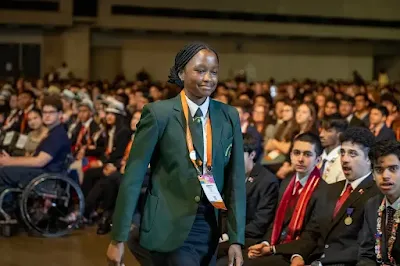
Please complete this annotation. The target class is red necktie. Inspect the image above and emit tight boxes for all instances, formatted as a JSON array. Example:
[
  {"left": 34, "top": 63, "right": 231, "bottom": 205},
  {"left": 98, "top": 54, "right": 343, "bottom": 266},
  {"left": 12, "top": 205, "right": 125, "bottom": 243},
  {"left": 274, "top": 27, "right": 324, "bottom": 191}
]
[
  {"left": 333, "top": 184, "right": 353, "bottom": 217},
  {"left": 288, "top": 181, "right": 303, "bottom": 210},
  {"left": 20, "top": 112, "right": 28, "bottom": 133},
  {"left": 75, "top": 127, "right": 87, "bottom": 148}
]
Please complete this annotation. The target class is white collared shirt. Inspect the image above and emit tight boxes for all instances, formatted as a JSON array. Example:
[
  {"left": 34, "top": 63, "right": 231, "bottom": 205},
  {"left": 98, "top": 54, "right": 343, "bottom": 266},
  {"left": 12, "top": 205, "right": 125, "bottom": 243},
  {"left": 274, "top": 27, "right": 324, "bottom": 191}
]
[
  {"left": 83, "top": 118, "right": 93, "bottom": 129},
  {"left": 322, "top": 146, "right": 341, "bottom": 163},
  {"left": 294, "top": 172, "right": 311, "bottom": 195},
  {"left": 185, "top": 96, "right": 210, "bottom": 174},
  {"left": 340, "top": 172, "right": 371, "bottom": 196},
  {"left": 321, "top": 146, "right": 345, "bottom": 184},
  {"left": 346, "top": 114, "right": 353, "bottom": 123},
  {"left": 386, "top": 196, "right": 400, "bottom": 211}
]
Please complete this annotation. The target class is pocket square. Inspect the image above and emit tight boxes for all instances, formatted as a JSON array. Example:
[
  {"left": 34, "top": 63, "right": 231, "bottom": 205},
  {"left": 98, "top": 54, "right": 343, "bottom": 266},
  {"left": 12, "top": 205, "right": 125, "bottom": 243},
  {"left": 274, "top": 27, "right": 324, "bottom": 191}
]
[{"left": 225, "top": 143, "right": 232, "bottom": 158}]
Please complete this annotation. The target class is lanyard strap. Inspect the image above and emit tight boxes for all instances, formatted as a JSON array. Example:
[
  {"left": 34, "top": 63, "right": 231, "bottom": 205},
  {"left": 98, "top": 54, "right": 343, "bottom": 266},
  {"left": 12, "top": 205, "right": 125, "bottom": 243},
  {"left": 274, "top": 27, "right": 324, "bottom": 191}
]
[{"left": 180, "top": 90, "right": 212, "bottom": 173}]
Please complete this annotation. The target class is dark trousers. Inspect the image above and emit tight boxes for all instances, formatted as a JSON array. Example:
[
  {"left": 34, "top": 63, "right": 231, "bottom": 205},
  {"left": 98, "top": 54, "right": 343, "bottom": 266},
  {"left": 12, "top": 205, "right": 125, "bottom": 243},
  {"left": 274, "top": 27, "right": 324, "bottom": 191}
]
[
  {"left": 85, "top": 171, "right": 121, "bottom": 217},
  {"left": 131, "top": 200, "right": 219, "bottom": 266},
  {"left": 81, "top": 167, "right": 104, "bottom": 198},
  {"left": 0, "top": 166, "right": 45, "bottom": 211}
]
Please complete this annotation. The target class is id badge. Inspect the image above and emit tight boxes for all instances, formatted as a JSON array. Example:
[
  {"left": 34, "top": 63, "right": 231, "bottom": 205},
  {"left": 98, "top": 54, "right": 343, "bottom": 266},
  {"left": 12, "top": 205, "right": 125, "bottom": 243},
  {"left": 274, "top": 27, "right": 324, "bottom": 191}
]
[{"left": 198, "top": 172, "right": 227, "bottom": 210}]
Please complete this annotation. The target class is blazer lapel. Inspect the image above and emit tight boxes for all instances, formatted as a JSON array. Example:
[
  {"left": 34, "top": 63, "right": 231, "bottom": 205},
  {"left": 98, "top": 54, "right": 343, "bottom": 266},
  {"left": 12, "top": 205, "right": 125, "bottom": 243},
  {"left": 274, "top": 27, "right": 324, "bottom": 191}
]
[
  {"left": 209, "top": 100, "right": 222, "bottom": 165},
  {"left": 329, "top": 174, "right": 374, "bottom": 230}
]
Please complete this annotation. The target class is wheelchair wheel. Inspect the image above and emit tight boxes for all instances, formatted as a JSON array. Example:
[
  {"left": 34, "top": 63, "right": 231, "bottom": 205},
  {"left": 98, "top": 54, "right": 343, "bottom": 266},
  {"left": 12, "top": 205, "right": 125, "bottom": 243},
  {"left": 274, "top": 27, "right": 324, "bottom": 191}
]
[{"left": 19, "top": 173, "right": 85, "bottom": 238}]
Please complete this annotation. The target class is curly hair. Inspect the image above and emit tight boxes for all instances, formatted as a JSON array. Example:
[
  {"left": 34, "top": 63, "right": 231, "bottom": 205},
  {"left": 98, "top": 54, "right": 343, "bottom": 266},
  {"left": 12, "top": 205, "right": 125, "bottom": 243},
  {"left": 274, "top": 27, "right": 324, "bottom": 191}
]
[
  {"left": 339, "top": 127, "right": 375, "bottom": 156},
  {"left": 369, "top": 139, "right": 400, "bottom": 167}
]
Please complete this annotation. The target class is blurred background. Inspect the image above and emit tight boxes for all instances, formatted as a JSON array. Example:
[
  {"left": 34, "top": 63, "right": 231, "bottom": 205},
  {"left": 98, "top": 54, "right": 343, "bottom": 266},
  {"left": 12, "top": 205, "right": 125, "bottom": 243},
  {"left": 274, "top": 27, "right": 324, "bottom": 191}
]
[{"left": 0, "top": 0, "right": 400, "bottom": 83}]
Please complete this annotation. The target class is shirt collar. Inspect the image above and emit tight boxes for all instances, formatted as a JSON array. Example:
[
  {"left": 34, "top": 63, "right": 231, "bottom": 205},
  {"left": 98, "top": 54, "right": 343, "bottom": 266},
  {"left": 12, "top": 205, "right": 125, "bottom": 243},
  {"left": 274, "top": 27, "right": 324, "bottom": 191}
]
[
  {"left": 386, "top": 196, "right": 400, "bottom": 211},
  {"left": 295, "top": 172, "right": 311, "bottom": 187},
  {"left": 345, "top": 172, "right": 371, "bottom": 191},
  {"left": 346, "top": 114, "right": 353, "bottom": 122},
  {"left": 83, "top": 118, "right": 93, "bottom": 128},
  {"left": 185, "top": 95, "right": 209, "bottom": 118},
  {"left": 322, "top": 146, "right": 341, "bottom": 161}
]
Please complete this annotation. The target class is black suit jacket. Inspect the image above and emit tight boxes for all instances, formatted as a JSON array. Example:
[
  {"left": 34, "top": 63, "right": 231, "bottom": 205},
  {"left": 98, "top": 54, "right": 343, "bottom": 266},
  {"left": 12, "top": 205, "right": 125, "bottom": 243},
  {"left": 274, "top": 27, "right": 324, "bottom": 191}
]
[
  {"left": 357, "top": 194, "right": 400, "bottom": 266},
  {"left": 349, "top": 115, "right": 366, "bottom": 128},
  {"left": 70, "top": 119, "right": 100, "bottom": 148},
  {"left": 244, "top": 164, "right": 279, "bottom": 239},
  {"left": 263, "top": 175, "right": 328, "bottom": 245},
  {"left": 276, "top": 175, "right": 378, "bottom": 265},
  {"left": 102, "top": 126, "right": 132, "bottom": 166},
  {"left": 375, "top": 125, "right": 396, "bottom": 142}
]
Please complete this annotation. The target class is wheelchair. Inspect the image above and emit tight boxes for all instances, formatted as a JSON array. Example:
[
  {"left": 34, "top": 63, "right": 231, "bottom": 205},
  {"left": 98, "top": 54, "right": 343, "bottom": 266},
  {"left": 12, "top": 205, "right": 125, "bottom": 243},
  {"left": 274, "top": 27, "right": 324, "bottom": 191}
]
[{"left": 0, "top": 152, "right": 85, "bottom": 238}]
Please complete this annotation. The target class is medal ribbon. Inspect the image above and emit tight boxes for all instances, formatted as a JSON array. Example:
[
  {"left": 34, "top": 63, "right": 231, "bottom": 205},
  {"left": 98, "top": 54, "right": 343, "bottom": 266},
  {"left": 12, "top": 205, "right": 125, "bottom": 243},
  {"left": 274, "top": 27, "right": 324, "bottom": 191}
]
[{"left": 180, "top": 90, "right": 212, "bottom": 173}]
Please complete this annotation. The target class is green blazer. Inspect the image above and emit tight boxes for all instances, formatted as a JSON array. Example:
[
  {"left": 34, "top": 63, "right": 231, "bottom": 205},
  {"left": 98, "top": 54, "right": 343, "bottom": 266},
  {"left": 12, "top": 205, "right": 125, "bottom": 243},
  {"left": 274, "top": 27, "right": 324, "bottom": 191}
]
[{"left": 111, "top": 94, "right": 246, "bottom": 252}]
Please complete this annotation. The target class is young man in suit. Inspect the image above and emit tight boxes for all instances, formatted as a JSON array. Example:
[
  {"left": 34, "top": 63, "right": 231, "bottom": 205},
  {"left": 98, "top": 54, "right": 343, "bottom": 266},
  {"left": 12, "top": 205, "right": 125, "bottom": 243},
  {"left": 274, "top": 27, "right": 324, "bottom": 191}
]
[
  {"left": 107, "top": 42, "right": 246, "bottom": 266},
  {"left": 319, "top": 114, "right": 347, "bottom": 184},
  {"left": 235, "top": 132, "right": 327, "bottom": 266},
  {"left": 217, "top": 132, "right": 279, "bottom": 260},
  {"left": 283, "top": 127, "right": 378, "bottom": 266},
  {"left": 339, "top": 95, "right": 365, "bottom": 128},
  {"left": 357, "top": 140, "right": 400, "bottom": 266},
  {"left": 369, "top": 104, "right": 396, "bottom": 142}
]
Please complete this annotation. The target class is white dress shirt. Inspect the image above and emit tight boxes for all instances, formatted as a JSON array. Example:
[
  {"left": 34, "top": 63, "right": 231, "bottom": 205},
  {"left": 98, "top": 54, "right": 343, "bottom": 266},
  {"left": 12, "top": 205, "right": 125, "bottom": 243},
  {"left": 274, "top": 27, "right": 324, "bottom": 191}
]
[
  {"left": 340, "top": 172, "right": 371, "bottom": 196},
  {"left": 321, "top": 146, "right": 346, "bottom": 184},
  {"left": 185, "top": 96, "right": 210, "bottom": 174}
]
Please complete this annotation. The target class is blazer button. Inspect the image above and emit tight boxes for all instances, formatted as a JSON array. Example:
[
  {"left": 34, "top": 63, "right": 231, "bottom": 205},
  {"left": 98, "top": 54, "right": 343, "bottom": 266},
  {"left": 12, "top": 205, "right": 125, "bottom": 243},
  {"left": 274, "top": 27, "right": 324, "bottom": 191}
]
[
  {"left": 321, "top": 254, "right": 325, "bottom": 259},
  {"left": 325, "top": 244, "right": 329, "bottom": 249},
  {"left": 194, "top": 196, "right": 200, "bottom": 203}
]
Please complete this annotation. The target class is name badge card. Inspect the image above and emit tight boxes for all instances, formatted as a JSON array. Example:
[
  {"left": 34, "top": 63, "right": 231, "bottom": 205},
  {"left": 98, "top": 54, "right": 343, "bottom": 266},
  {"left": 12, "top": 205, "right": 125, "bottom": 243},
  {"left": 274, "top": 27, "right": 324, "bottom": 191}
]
[
  {"left": 198, "top": 173, "right": 227, "bottom": 210},
  {"left": 3, "top": 131, "right": 14, "bottom": 146},
  {"left": 15, "top": 134, "right": 28, "bottom": 149}
]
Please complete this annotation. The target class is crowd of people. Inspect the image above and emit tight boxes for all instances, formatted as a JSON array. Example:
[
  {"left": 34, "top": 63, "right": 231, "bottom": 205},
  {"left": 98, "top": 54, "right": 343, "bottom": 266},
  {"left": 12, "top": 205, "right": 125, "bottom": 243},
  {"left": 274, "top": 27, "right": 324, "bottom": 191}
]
[{"left": 0, "top": 61, "right": 399, "bottom": 266}]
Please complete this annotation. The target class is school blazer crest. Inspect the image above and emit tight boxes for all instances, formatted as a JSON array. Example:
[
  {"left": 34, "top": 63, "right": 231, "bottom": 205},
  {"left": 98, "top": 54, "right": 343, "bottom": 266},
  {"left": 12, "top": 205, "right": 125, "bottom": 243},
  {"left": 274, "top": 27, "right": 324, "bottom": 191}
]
[{"left": 111, "top": 94, "right": 246, "bottom": 252}]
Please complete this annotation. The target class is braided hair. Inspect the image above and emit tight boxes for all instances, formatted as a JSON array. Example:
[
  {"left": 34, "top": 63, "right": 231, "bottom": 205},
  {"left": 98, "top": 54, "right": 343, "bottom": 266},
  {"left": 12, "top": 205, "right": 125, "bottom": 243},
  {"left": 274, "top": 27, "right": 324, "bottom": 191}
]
[{"left": 168, "top": 42, "right": 219, "bottom": 88}]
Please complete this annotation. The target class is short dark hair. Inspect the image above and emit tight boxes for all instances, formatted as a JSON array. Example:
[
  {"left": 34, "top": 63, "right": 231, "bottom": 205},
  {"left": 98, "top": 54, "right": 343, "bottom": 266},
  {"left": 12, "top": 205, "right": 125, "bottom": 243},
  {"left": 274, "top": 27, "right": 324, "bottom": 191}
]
[
  {"left": 369, "top": 140, "right": 400, "bottom": 167},
  {"left": 340, "top": 95, "right": 355, "bottom": 106},
  {"left": 28, "top": 108, "right": 42, "bottom": 116},
  {"left": 243, "top": 132, "right": 262, "bottom": 162},
  {"left": 293, "top": 132, "right": 323, "bottom": 157},
  {"left": 355, "top": 93, "right": 369, "bottom": 103},
  {"left": 381, "top": 93, "right": 399, "bottom": 107},
  {"left": 326, "top": 98, "right": 339, "bottom": 108},
  {"left": 371, "top": 104, "right": 389, "bottom": 117},
  {"left": 42, "top": 95, "right": 63, "bottom": 112},
  {"left": 20, "top": 90, "right": 36, "bottom": 99},
  {"left": 321, "top": 114, "right": 348, "bottom": 133},
  {"left": 339, "top": 127, "right": 375, "bottom": 155}
]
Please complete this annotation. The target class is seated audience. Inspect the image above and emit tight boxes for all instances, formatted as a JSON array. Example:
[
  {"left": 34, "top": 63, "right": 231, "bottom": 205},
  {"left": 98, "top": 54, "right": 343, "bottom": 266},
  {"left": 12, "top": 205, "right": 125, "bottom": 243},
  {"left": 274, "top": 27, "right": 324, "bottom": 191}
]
[
  {"left": 319, "top": 114, "right": 347, "bottom": 184},
  {"left": 369, "top": 104, "right": 396, "bottom": 142},
  {"left": 0, "top": 96, "right": 71, "bottom": 209},
  {"left": 355, "top": 93, "right": 370, "bottom": 127},
  {"left": 217, "top": 133, "right": 327, "bottom": 266},
  {"left": 218, "top": 132, "right": 279, "bottom": 258},
  {"left": 339, "top": 95, "right": 366, "bottom": 127},
  {"left": 324, "top": 98, "right": 339, "bottom": 117},
  {"left": 284, "top": 127, "right": 378, "bottom": 266},
  {"left": 25, "top": 108, "right": 48, "bottom": 156},
  {"left": 357, "top": 139, "right": 400, "bottom": 266}
]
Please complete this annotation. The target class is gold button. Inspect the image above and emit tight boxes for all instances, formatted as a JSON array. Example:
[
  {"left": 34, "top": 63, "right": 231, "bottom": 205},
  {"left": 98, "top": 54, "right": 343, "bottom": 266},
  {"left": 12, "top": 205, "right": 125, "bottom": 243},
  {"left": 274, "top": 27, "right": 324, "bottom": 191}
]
[{"left": 194, "top": 196, "right": 200, "bottom": 203}]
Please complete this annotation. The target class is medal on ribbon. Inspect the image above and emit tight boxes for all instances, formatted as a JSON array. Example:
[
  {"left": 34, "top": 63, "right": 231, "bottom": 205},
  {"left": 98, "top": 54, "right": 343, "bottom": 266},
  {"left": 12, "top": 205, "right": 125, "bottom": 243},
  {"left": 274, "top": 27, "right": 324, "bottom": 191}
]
[{"left": 344, "top": 207, "right": 354, "bottom": 226}]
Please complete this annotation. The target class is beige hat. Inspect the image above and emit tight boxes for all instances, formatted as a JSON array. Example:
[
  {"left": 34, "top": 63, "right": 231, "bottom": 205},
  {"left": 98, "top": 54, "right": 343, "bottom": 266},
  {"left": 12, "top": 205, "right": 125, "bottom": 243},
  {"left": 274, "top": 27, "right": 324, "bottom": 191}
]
[
  {"left": 61, "top": 89, "right": 75, "bottom": 101},
  {"left": 78, "top": 98, "right": 95, "bottom": 112},
  {"left": 105, "top": 97, "right": 126, "bottom": 116}
]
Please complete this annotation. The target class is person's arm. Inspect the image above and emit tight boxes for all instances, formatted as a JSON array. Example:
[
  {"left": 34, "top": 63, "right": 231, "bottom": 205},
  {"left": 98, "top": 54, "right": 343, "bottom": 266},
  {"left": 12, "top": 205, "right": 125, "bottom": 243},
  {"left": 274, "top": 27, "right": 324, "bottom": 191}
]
[
  {"left": 111, "top": 105, "right": 159, "bottom": 242},
  {"left": 224, "top": 110, "right": 246, "bottom": 246},
  {"left": 245, "top": 180, "right": 279, "bottom": 239},
  {"left": 0, "top": 151, "right": 52, "bottom": 167},
  {"left": 273, "top": 140, "right": 292, "bottom": 154}
]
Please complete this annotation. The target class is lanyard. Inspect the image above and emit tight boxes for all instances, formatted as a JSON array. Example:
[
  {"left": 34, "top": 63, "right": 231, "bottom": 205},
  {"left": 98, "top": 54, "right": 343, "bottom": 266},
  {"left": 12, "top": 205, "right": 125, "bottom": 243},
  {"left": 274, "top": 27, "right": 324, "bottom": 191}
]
[{"left": 180, "top": 90, "right": 212, "bottom": 174}]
